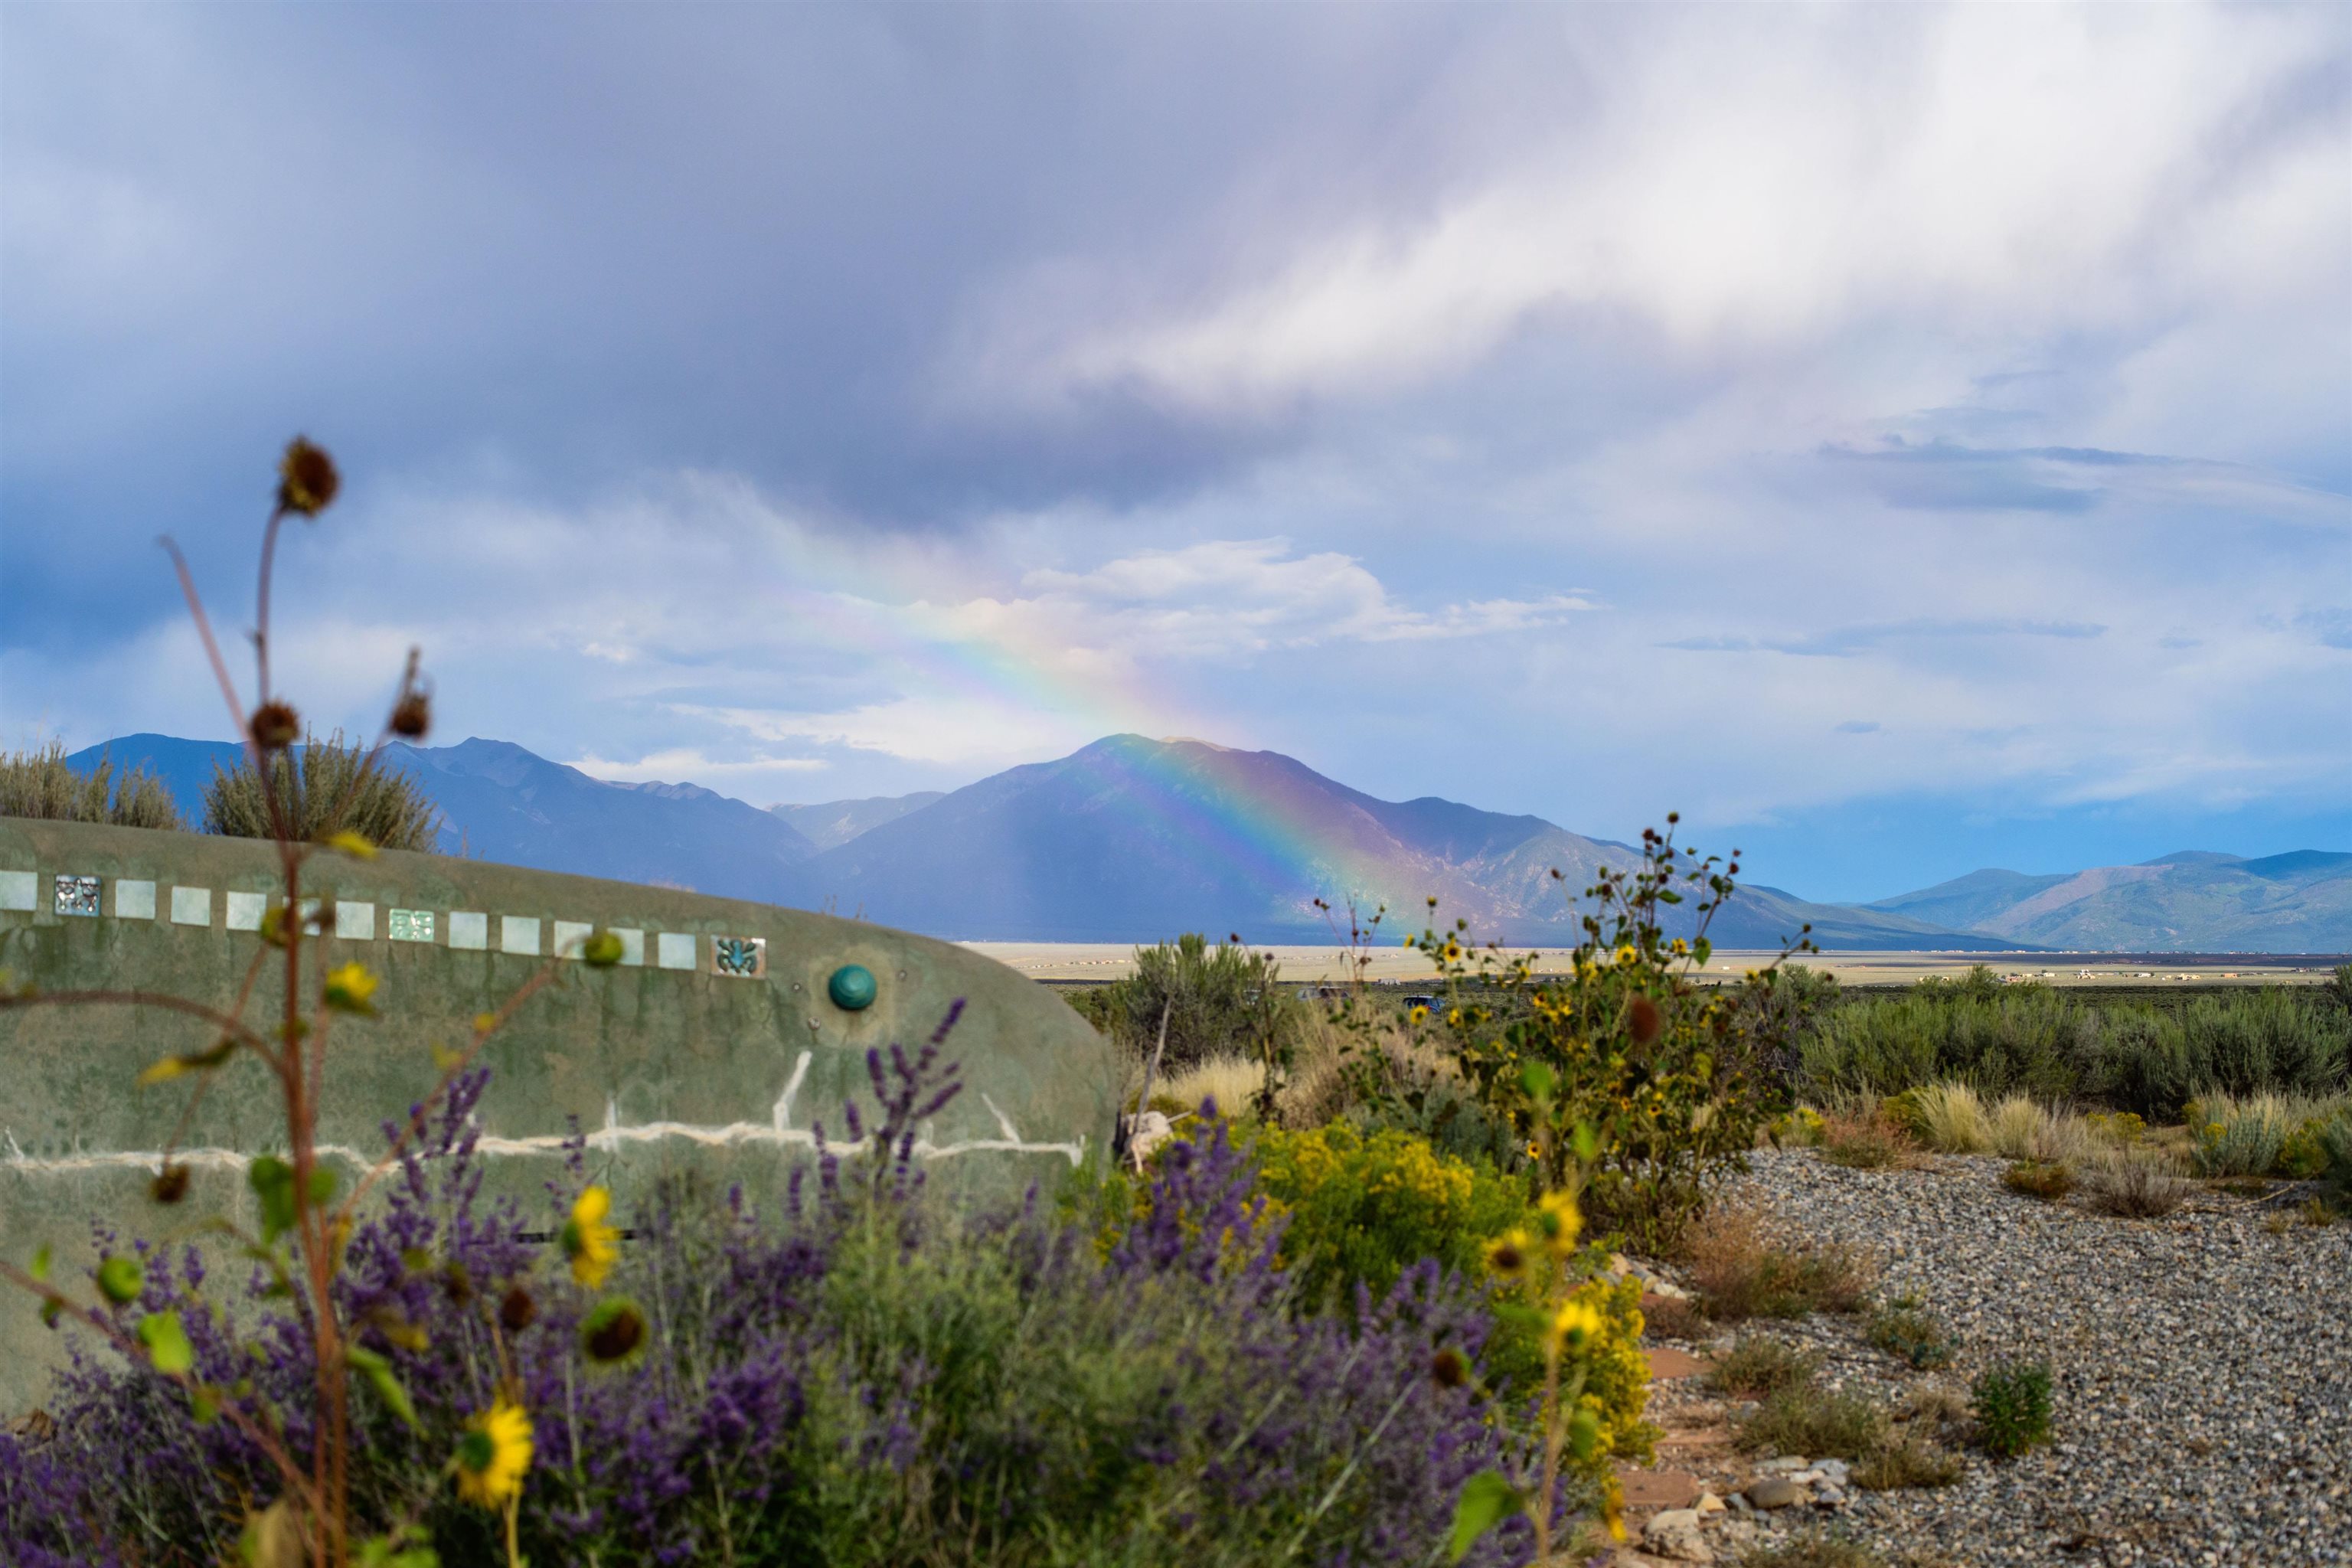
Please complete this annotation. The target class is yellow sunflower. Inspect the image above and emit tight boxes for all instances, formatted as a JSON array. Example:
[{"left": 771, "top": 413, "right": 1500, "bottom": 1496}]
[
  {"left": 454, "top": 1398, "right": 532, "bottom": 1508},
  {"left": 1550, "top": 1295, "right": 1605, "bottom": 1356},
  {"left": 1534, "top": 1190, "right": 1582, "bottom": 1256},
  {"left": 560, "top": 1186, "right": 619, "bottom": 1289},
  {"left": 1482, "top": 1229, "right": 1531, "bottom": 1283}
]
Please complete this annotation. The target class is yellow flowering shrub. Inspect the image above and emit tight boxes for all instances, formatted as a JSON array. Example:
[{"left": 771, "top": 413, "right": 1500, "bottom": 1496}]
[{"left": 1250, "top": 1123, "right": 1520, "bottom": 1313}]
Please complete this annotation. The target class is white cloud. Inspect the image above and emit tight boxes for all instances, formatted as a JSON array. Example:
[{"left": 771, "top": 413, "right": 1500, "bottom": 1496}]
[{"left": 959, "top": 8, "right": 2342, "bottom": 418}]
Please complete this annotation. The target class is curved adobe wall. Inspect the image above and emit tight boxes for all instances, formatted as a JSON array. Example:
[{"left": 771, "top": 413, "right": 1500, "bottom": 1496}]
[{"left": 0, "top": 818, "right": 1119, "bottom": 1413}]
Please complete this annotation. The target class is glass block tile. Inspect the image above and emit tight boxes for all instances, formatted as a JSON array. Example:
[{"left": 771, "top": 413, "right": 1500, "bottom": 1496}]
[
  {"left": 170, "top": 886, "right": 213, "bottom": 926},
  {"left": 655, "top": 931, "right": 697, "bottom": 971},
  {"left": 55, "top": 876, "right": 100, "bottom": 917},
  {"left": 335, "top": 900, "right": 374, "bottom": 940},
  {"left": 500, "top": 916, "right": 541, "bottom": 956},
  {"left": 226, "top": 891, "right": 267, "bottom": 932},
  {"left": 449, "top": 912, "right": 488, "bottom": 951},
  {"left": 609, "top": 927, "right": 645, "bottom": 966},
  {"left": 712, "top": 936, "right": 766, "bottom": 978},
  {"left": 0, "top": 871, "right": 35, "bottom": 912},
  {"left": 552, "top": 920, "right": 593, "bottom": 959},
  {"left": 114, "top": 880, "right": 157, "bottom": 920},
  {"left": 388, "top": 909, "right": 434, "bottom": 943}
]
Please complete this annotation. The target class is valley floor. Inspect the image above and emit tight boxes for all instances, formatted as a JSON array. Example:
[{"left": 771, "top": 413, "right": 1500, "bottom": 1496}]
[{"left": 1621, "top": 1149, "right": 2350, "bottom": 1568}]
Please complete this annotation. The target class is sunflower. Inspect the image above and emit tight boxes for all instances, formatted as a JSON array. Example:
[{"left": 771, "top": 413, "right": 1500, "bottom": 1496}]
[
  {"left": 1482, "top": 1230, "right": 1531, "bottom": 1283},
  {"left": 1408, "top": 1004, "right": 1430, "bottom": 1025},
  {"left": 322, "top": 962, "right": 378, "bottom": 1016},
  {"left": 454, "top": 1398, "right": 532, "bottom": 1508},
  {"left": 560, "top": 1186, "right": 619, "bottom": 1289},
  {"left": 1533, "top": 1189, "right": 1582, "bottom": 1256},
  {"left": 276, "top": 436, "right": 340, "bottom": 516},
  {"left": 1550, "top": 1295, "right": 1605, "bottom": 1356}
]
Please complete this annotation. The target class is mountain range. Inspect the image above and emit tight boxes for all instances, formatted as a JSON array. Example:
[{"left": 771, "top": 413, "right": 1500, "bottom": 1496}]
[{"left": 62, "top": 733, "right": 2352, "bottom": 952}]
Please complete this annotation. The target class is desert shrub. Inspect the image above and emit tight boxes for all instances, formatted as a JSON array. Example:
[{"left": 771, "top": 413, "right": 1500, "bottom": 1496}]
[
  {"left": 1848, "top": 1432, "right": 1964, "bottom": 1491},
  {"left": 1418, "top": 824, "right": 1816, "bottom": 1255},
  {"left": 202, "top": 730, "right": 439, "bottom": 851},
  {"left": 1737, "top": 1380, "right": 1886, "bottom": 1461},
  {"left": 1970, "top": 1359, "right": 2054, "bottom": 1458},
  {"left": 2188, "top": 1094, "right": 2297, "bottom": 1176},
  {"left": 2312, "top": 1111, "right": 2352, "bottom": 1210},
  {"left": 2081, "top": 1109, "right": 2147, "bottom": 1145},
  {"left": 1893, "top": 1083, "right": 1990, "bottom": 1154},
  {"left": 2001, "top": 1159, "right": 2075, "bottom": 1201},
  {"left": 1094, "top": 934, "right": 1308, "bottom": 1095},
  {"left": 1682, "top": 1204, "right": 1870, "bottom": 1321},
  {"left": 1705, "top": 1335, "right": 1818, "bottom": 1399},
  {"left": 1819, "top": 1106, "right": 1916, "bottom": 1170},
  {"left": 1250, "top": 1122, "right": 1527, "bottom": 1317},
  {"left": 2081, "top": 1146, "right": 2190, "bottom": 1218},
  {"left": 1768, "top": 1105, "right": 1828, "bottom": 1148},
  {"left": 0, "top": 1080, "right": 1555, "bottom": 1568},
  {"left": 1796, "top": 987, "right": 2349, "bottom": 1120},
  {"left": 1864, "top": 1296, "right": 1952, "bottom": 1370},
  {"left": 0, "top": 742, "right": 185, "bottom": 831}
]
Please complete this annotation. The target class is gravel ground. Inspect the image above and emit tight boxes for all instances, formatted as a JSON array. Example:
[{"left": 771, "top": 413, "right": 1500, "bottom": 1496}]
[{"left": 1682, "top": 1148, "right": 2351, "bottom": 1568}]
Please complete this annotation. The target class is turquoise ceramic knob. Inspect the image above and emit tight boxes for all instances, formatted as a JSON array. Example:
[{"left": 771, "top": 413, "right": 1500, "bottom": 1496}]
[{"left": 827, "top": 963, "right": 877, "bottom": 1011}]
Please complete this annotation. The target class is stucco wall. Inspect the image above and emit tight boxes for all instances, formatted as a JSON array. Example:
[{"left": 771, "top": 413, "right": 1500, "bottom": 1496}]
[{"left": 0, "top": 817, "right": 1119, "bottom": 1413}]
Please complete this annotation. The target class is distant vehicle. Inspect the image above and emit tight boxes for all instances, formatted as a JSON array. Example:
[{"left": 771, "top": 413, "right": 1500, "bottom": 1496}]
[{"left": 1402, "top": 994, "right": 1441, "bottom": 1011}]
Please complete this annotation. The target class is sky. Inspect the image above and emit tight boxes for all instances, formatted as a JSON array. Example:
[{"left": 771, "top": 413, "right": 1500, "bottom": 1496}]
[{"left": 3, "top": 3, "right": 2347, "bottom": 903}]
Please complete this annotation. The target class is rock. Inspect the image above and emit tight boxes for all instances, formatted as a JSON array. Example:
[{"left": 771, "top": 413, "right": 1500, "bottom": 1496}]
[
  {"left": 1811, "top": 1459, "right": 1850, "bottom": 1486},
  {"left": 1747, "top": 1477, "right": 1807, "bottom": 1510},
  {"left": 1642, "top": 1508, "right": 1714, "bottom": 1564},
  {"left": 1815, "top": 1483, "right": 1847, "bottom": 1505},
  {"left": 1727, "top": 1492, "right": 1753, "bottom": 1514},
  {"left": 1756, "top": 1455, "right": 1810, "bottom": 1474},
  {"left": 1696, "top": 1492, "right": 1726, "bottom": 1515}
]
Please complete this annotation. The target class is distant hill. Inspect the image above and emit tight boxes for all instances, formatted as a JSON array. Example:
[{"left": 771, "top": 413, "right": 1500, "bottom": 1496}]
[
  {"left": 771, "top": 792, "right": 945, "bottom": 851},
  {"left": 65, "top": 733, "right": 818, "bottom": 902},
  {"left": 769, "top": 734, "right": 2023, "bottom": 949},
  {"left": 1867, "top": 851, "right": 2352, "bottom": 952},
  {"left": 65, "top": 730, "right": 2339, "bottom": 951}
]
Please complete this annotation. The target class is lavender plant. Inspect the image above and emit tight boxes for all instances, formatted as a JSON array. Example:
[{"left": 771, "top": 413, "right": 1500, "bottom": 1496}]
[{"left": 2, "top": 1044, "right": 1557, "bottom": 1568}]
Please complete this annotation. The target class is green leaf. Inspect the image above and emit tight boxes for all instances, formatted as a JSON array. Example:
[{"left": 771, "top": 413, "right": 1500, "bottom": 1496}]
[
  {"left": 1572, "top": 1121, "right": 1602, "bottom": 1163},
  {"left": 249, "top": 1156, "right": 296, "bottom": 1242},
  {"left": 190, "top": 1383, "right": 224, "bottom": 1424},
  {"left": 1518, "top": 1061, "right": 1557, "bottom": 1099},
  {"left": 137, "top": 1310, "right": 194, "bottom": 1374},
  {"left": 1447, "top": 1470, "right": 1522, "bottom": 1563},
  {"left": 1692, "top": 937, "right": 1712, "bottom": 968},
  {"left": 345, "top": 1344, "right": 421, "bottom": 1431},
  {"left": 29, "top": 1243, "right": 50, "bottom": 1284},
  {"left": 96, "top": 1255, "right": 145, "bottom": 1305}
]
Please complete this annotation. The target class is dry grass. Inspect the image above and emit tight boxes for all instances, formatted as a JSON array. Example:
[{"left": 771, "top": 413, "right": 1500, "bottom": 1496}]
[
  {"left": 1154, "top": 1056, "right": 1263, "bottom": 1117},
  {"left": 1988, "top": 1096, "right": 2091, "bottom": 1164},
  {"left": 1641, "top": 1294, "right": 1707, "bottom": 1341},
  {"left": 1903, "top": 1083, "right": 1991, "bottom": 1154},
  {"left": 1851, "top": 1432, "right": 1965, "bottom": 1490},
  {"left": 1682, "top": 1203, "right": 1873, "bottom": 1321},
  {"left": 2081, "top": 1145, "right": 2191, "bottom": 1218},
  {"left": 2001, "top": 1159, "right": 2075, "bottom": 1202},
  {"left": 1734, "top": 1534, "right": 1887, "bottom": 1568},
  {"left": 1820, "top": 1106, "right": 1920, "bottom": 1169},
  {"left": 1737, "top": 1380, "right": 1886, "bottom": 1460},
  {"left": 1706, "top": 1334, "right": 1819, "bottom": 1398}
]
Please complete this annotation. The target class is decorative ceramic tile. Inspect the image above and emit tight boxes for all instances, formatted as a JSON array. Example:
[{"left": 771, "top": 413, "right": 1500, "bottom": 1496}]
[
  {"left": 500, "top": 916, "right": 541, "bottom": 956},
  {"left": 335, "top": 900, "right": 374, "bottom": 940},
  {"left": 0, "top": 871, "right": 35, "bottom": 913},
  {"left": 449, "top": 911, "right": 489, "bottom": 951},
  {"left": 712, "top": 936, "right": 766, "bottom": 978},
  {"left": 388, "top": 909, "right": 434, "bottom": 943},
  {"left": 655, "top": 931, "right": 697, "bottom": 971},
  {"left": 609, "top": 927, "right": 645, "bottom": 966},
  {"left": 297, "top": 898, "right": 323, "bottom": 936},
  {"left": 170, "top": 886, "right": 213, "bottom": 926},
  {"left": 226, "top": 891, "right": 267, "bottom": 932},
  {"left": 552, "top": 920, "right": 594, "bottom": 959},
  {"left": 114, "top": 880, "right": 157, "bottom": 920},
  {"left": 54, "top": 876, "right": 100, "bottom": 917}
]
